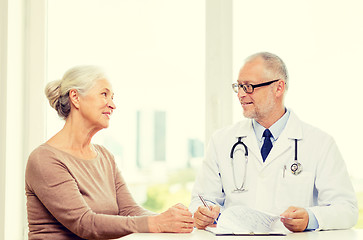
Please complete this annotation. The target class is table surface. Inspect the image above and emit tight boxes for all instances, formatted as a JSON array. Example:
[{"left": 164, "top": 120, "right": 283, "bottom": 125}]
[{"left": 121, "top": 228, "right": 363, "bottom": 240}]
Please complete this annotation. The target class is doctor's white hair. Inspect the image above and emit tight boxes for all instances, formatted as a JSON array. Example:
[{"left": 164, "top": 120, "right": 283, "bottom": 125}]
[
  {"left": 245, "top": 52, "right": 289, "bottom": 89},
  {"left": 45, "top": 65, "right": 107, "bottom": 120}
]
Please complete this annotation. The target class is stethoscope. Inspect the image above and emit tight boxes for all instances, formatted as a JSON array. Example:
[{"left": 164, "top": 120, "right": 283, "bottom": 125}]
[
  {"left": 230, "top": 137, "right": 302, "bottom": 193},
  {"left": 230, "top": 137, "right": 248, "bottom": 193}
]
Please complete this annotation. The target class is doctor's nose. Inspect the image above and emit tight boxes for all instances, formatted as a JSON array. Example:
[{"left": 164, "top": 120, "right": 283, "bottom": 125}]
[{"left": 238, "top": 87, "right": 248, "bottom": 98}]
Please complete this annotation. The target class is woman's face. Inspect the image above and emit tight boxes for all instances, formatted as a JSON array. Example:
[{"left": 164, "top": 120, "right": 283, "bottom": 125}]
[{"left": 78, "top": 78, "right": 116, "bottom": 130}]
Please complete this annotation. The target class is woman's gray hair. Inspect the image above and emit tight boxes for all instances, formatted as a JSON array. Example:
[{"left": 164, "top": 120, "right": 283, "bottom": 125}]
[
  {"left": 45, "top": 65, "right": 106, "bottom": 120},
  {"left": 245, "top": 52, "right": 289, "bottom": 88}
]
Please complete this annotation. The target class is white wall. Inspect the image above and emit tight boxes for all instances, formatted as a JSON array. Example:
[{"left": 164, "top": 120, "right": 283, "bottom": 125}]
[
  {"left": 0, "top": 0, "right": 8, "bottom": 238},
  {"left": 0, "top": 0, "right": 47, "bottom": 239},
  {"left": 1, "top": 0, "right": 26, "bottom": 238},
  {"left": 205, "top": 0, "right": 233, "bottom": 141},
  {"left": 232, "top": 0, "right": 363, "bottom": 179}
]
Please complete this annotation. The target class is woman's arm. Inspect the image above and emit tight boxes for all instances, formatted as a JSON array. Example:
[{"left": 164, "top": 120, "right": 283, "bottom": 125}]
[{"left": 26, "top": 147, "right": 149, "bottom": 239}]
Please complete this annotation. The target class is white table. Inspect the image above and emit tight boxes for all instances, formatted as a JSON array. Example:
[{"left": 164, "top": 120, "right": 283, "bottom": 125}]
[{"left": 121, "top": 228, "right": 363, "bottom": 240}]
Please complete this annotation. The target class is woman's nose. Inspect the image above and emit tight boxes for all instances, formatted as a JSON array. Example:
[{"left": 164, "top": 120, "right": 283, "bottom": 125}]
[{"left": 108, "top": 99, "right": 116, "bottom": 110}]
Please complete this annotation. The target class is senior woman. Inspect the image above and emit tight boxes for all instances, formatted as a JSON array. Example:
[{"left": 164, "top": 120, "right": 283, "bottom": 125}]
[{"left": 25, "top": 66, "right": 194, "bottom": 239}]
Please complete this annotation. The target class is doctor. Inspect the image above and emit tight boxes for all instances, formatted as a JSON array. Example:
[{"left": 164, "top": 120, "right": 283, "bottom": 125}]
[{"left": 190, "top": 52, "right": 358, "bottom": 232}]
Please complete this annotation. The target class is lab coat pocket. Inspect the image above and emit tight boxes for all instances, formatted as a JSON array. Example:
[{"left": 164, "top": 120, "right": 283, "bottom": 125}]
[{"left": 275, "top": 171, "right": 314, "bottom": 211}]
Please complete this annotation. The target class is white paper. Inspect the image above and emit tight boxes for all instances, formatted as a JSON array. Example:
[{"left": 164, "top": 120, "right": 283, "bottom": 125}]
[{"left": 207, "top": 205, "right": 287, "bottom": 235}]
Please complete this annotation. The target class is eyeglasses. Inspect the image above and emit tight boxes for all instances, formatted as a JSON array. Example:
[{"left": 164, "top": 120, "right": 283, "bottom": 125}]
[{"left": 232, "top": 79, "right": 280, "bottom": 94}]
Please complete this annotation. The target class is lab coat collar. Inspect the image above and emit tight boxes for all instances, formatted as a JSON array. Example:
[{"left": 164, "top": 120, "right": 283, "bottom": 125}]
[
  {"left": 234, "top": 109, "right": 303, "bottom": 140},
  {"left": 266, "top": 111, "right": 303, "bottom": 164},
  {"left": 234, "top": 110, "right": 303, "bottom": 164},
  {"left": 283, "top": 110, "right": 303, "bottom": 140},
  {"left": 252, "top": 109, "right": 291, "bottom": 143}
]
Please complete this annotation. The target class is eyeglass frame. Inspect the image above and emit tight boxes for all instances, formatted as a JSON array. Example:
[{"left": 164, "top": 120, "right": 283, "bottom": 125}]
[{"left": 232, "top": 79, "right": 280, "bottom": 94}]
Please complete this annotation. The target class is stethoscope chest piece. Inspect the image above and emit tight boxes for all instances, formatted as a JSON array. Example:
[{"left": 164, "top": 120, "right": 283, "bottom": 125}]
[
  {"left": 291, "top": 139, "right": 302, "bottom": 175},
  {"left": 290, "top": 162, "right": 302, "bottom": 175}
]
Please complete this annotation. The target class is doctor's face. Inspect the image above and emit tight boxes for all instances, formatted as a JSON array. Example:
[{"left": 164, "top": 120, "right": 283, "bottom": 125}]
[{"left": 237, "top": 57, "right": 278, "bottom": 122}]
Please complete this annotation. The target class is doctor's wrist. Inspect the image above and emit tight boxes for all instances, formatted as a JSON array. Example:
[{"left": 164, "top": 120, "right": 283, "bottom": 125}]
[{"left": 305, "top": 209, "right": 319, "bottom": 231}]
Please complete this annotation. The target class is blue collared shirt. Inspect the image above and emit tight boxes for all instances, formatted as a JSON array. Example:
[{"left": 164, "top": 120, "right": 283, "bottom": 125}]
[
  {"left": 252, "top": 109, "right": 319, "bottom": 231},
  {"left": 252, "top": 109, "right": 291, "bottom": 149}
]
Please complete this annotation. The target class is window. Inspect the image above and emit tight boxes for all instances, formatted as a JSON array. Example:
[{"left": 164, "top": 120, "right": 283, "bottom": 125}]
[{"left": 46, "top": 0, "right": 205, "bottom": 211}]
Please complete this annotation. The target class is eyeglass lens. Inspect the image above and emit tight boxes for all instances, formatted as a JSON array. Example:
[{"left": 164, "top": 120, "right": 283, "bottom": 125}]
[{"left": 232, "top": 84, "right": 253, "bottom": 93}]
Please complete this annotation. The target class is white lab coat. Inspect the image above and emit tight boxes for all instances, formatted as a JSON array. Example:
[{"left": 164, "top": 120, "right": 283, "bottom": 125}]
[{"left": 190, "top": 111, "right": 358, "bottom": 230}]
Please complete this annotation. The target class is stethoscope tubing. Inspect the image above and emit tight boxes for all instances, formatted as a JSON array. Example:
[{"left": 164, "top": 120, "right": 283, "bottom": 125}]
[
  {"left": 229, "top": 137, "right": 302, "bottom": 192},
  {"left": 230, "top": 137, "right": 248, "bottom": 158},
  {"left": 230, "top": 137, "right": 248, "bottom": 192}
]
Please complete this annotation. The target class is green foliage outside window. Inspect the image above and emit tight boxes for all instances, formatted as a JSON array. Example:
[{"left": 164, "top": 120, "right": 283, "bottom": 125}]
[{"left": 142, "top": 169, "right": 195, "bottom": 213}]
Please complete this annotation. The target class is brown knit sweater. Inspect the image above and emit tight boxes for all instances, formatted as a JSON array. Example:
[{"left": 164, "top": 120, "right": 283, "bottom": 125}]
[{"left": 25, "top": 143, "right": 153, "bottom": 239}]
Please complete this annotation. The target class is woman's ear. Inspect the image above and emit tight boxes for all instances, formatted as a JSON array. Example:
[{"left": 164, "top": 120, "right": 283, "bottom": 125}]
[{"left": 69, "top": 89, "right": 80, "bottom": 109}]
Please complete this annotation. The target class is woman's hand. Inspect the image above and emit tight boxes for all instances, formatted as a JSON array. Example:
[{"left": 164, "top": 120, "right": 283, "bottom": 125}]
[{"left": 148, "top": 203, "right": 194, "bottom": 233}]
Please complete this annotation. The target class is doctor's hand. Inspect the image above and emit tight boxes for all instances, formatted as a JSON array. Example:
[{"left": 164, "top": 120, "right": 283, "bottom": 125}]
[
  {"left": 193, "top": 205, "right": 220, "bottom": 229},
  {"left": 280, "top": 206, "right": 309, "bottom": 232},
  {"left": 148, "top": 203, "right": 194, "bottom": 233}
]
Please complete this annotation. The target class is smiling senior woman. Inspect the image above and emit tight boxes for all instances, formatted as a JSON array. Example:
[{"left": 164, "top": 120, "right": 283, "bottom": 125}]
[{"left": 25, "top": 66, "right": 194, "bottom": 240}]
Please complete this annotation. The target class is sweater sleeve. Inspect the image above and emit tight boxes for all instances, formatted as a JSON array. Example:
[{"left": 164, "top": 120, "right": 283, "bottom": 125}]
[{"left": 26, "top": 147, "right": 150, "bottom": 239}]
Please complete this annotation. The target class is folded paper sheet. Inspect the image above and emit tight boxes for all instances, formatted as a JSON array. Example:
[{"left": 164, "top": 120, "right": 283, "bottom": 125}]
[{"left": 206, "top": 205, "right": 289, "bottom": 236}]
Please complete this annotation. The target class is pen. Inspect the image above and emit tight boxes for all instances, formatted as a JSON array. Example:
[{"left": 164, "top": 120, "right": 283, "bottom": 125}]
[
  {"left": 198, "top": 194, "right": 210, "bottom": 208},
  {"left": 198, "top": 194, "right": 218, "bottom": 223}
]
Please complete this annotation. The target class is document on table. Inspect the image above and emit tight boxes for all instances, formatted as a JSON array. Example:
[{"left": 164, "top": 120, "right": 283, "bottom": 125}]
[{"left": 206, "top": 205, "right": 288, "bottom": 236}]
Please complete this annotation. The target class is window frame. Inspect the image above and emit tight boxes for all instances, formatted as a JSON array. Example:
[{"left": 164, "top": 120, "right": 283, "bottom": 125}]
[{"left": 0, "top": 0, "right": 47, "bottom": 239}]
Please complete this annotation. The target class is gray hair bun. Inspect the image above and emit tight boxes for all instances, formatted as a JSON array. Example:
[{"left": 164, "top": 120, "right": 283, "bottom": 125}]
[
  {"left": 44, "top": 79, "right": 71, "bottom": 120},
  {"left": 44, "top": 65, "right": 106, "bottom": 120}
]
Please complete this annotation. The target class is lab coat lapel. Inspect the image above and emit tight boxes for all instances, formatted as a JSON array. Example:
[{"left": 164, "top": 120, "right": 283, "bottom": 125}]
[
  {"left": 235, "top": 119, "right": 263, "bottom": 164},
  {"left": 265, "top": 111, "right": 303, "bottom": 164}
]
